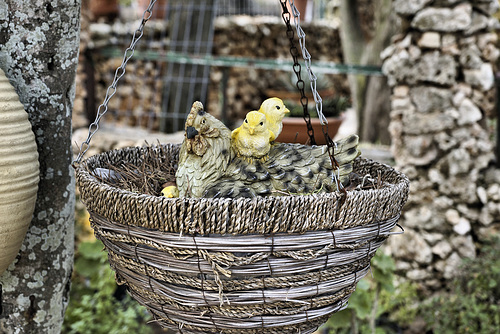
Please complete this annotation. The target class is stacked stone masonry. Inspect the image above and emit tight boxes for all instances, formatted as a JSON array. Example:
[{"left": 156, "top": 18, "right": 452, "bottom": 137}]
[
  {"left": 382, "top": 0, "right": 500, "bottom": 292},
  {"left": 73, "top": 15, "right": 348, "bottom": 131}
]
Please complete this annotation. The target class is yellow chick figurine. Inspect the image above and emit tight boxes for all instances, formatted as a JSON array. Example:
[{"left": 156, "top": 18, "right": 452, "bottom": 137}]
[
  {"left": 258, "top": 97, "right": 290, "bottom": 139},
  {"left": 232, "top": 111, "right": 275, "bottom": 160},
  {"left": 161, "top": 185, "right": 179, "bottom": 198}
]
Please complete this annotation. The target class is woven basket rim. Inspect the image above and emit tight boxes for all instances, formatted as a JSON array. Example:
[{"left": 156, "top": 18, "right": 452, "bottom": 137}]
[{"left": 76, "top": 143, "right": 410, "bottom": 235}]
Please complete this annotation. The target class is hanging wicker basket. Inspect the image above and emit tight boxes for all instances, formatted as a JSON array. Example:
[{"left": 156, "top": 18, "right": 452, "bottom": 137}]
[{"left": 75, "top": 143, "right": 409, "bottom": 334}]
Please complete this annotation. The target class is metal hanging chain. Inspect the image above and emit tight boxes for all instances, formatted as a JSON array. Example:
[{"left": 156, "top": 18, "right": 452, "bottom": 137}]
[
  {"left": 72, "top": 0, "right": 158, "bottom": 168},
  {"left": 286, "top": 0, "right": 327, "bottom": 125},
  {"left": 280, "top": 0, "right": 344, "bottom": 193},
  {"left": 279, "top": 0, "right": 316, "bottom": 146}
]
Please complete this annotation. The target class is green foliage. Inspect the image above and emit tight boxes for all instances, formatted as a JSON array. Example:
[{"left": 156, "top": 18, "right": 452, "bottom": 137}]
[
  {"left": 419, "top": 237, "right": 500, "bottom": 334},
  {"left": 320, "top": 237, "right": 500, "bottom": 334},
  {"left": 320, "top": 251, "right": 418, "bottom": 334},
  {"left": 63, "top": 240, "right": 153, "bottom": 334},
  {"left": 119, "top": 0, "right": 133, "bottom": 6}
]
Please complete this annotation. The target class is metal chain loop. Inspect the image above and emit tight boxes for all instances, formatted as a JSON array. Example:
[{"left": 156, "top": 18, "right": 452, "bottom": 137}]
[
  {"left": 286, "top": 0, "right": 327, "bottom": 125},
  {"left": 280, "top": 0, "right": 344, "bottom": 192},
  {"left": 279, "top": 0, "right": 316, "bottom": 145},
  {"left": 72, "top": 0, "right": 158, "bottom": 167}
]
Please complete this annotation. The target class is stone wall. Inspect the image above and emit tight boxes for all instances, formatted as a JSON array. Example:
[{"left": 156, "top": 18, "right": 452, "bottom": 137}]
[
  {"left": 73, "top": 15, "right": 348, "bottom": 131},
  {"left": 208, "top": 16, "right": 347, "bottom": 124},
  {"left": 382, "top": 0, "right": 500, "bottom": 292}
]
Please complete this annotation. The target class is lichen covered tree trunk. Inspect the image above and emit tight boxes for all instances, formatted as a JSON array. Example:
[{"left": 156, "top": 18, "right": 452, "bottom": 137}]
[
  {"left": 0, "top": 1, "right": 80, "bottom": 333},
  {"left": 338, "top": 0, "right": 398, "bottom": 144}
]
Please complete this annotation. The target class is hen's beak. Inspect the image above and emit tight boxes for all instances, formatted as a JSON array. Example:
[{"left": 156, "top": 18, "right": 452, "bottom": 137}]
[{"left": 186, "top": 126, "right": 199, "bottom": 139}]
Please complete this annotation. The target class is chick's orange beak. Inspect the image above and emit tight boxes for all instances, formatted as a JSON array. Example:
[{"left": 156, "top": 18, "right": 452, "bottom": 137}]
[
  {"left": 249, "top": 128, "right": 255, "bottom": 135},
  {"left": 284, "top": 107, "right": 290, "bottom": 114}
]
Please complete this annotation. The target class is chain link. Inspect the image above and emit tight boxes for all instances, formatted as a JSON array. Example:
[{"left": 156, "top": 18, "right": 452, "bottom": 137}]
[
  {"left": 72, "top": 0, "right": 158, "bottom": 167},
  {"left": 280, "top": 0, "right": 344, "bottom": 192},
  {"left": 286, "top": 0, "right": 327, "bottom": 125},
  {"left": 279, "top": 0, "right": 316, "bottom": 145}
]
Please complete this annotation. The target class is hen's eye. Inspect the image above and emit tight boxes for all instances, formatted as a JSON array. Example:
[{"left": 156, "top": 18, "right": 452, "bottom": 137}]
[
  {"left": 201, "top": 119, "right": 206, "bottom": 124},
  {"left": 259, "top": 122, "right": 263, "bottom": 126},
  {"left": 276, "top": 106, "right": 280, "bottom": 110}
]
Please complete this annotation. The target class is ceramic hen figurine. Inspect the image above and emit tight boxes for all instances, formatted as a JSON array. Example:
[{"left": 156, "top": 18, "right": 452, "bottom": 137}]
[
  {"left": 231, "top": 111, "right": 275, "bottom": 160},
  {"left": 175, "top": 101, "right": 233, "bottom": 198},
  {"left": 204, "top": 135, "right": 360, "bottom": 198}
]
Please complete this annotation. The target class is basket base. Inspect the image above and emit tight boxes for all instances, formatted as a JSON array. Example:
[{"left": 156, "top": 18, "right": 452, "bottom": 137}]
[{"left": 148, "top": 310, "right": 333, "bottom": 334}]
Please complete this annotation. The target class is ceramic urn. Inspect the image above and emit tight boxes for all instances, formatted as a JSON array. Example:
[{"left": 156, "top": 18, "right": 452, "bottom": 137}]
[{"left": 0, "top": 68, "right": 40, "bottom": 275}]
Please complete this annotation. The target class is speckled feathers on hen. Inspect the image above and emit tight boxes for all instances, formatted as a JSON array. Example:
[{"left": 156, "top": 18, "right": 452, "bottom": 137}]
[{"left": 176, "top": 102, "right": 360, "bottom": 198}]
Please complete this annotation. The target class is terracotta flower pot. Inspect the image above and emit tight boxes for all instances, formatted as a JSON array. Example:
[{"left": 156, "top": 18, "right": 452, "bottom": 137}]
[
  {"left": 137, "top": 0, "right": 168, "bottom": 19},
  {"left": 89, "top": 0, "right": 119, "bottom": 20},
  {"left": 0, "top": 68, "right": 39, "bottom": 274},
  {"left": 278, "top": 115, "right": 344, "bottom": 145}
]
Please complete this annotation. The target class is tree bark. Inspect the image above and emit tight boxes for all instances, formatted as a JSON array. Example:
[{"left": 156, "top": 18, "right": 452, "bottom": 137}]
[
  {"left": 359, "top": 0, "right": 395, "bottom": 144},
  {"left": 339, "top": 0, "right": 398, "bottom": 143},
  {"left": 0, "top": 1, "right": 80, "bottom": 333},
  {"left": 361, "top": 75, "right": 392, "bottom": 144},
  {"left": 339, "top": 0, "right": 366, "bottom": 118}
]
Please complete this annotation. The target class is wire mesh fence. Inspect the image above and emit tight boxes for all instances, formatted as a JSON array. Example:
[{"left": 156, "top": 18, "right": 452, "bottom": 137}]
[
  {"left": 216, "top": 0, "right": 281, "bottom": 16},
  {"left": 84, "top": 0, "right": 344, "bottom": 134}
]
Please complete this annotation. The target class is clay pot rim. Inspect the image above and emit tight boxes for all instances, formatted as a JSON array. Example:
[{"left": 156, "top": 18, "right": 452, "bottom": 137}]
[{"left": 282, "top": 113, "right": 346, "bottom": 124}]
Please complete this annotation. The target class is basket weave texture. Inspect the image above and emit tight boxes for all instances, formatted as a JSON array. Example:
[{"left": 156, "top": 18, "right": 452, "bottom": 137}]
[{"left": 76, "top": 144, "right": 409, "bottom": 334}]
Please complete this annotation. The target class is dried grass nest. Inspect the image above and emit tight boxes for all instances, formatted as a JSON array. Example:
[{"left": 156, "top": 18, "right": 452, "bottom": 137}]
[{"left": 75, "top": 143, "right": 409, "bottom": 334}]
